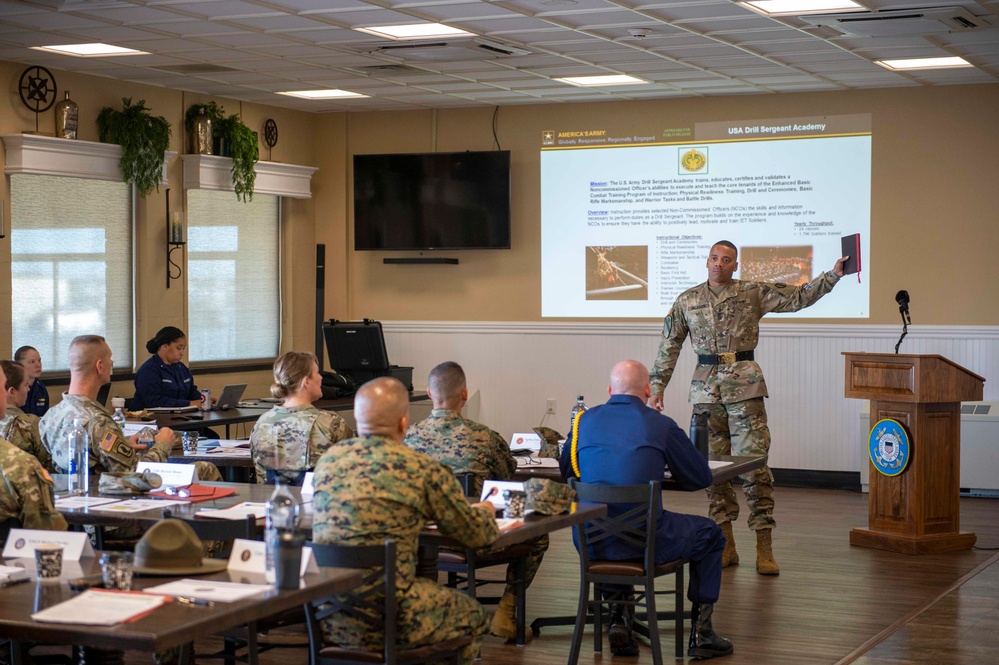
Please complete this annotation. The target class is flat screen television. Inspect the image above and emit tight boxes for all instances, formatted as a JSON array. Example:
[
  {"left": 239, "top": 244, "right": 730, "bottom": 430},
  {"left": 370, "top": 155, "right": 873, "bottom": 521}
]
[{"left": 353, "top": 150, "right": 511, "bottom": 251}]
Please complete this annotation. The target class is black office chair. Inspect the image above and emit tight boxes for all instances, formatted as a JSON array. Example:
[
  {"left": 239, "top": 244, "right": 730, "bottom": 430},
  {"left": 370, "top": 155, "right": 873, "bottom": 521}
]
[
  {"left": 567, "top": 480, "right": 688, "bottom": 665},
  {"left": 436, "top": 473, "right": 530, "bottom": 645},
  {"left": 305, "top": 540, "right": 471, "bottom": 665}
]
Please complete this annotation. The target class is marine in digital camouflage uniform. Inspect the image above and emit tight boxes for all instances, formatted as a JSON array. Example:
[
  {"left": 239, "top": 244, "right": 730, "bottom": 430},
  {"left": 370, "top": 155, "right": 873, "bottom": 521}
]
[
  {"left": 405, "top": 407, "right": 549, "bottom": 640},
  {"left": 250, "top": 404, "right": 353, "bottom": 484},
  {"left": 650, "top": 240, "right": 847, "bottom": 575},
  {"left": 0, "top": 404, "right": 54, "bottom": 472},
  {"left": 0, "top": 438, "right": 67, "bottom": 539},
  {"left": 313, "top": 377, "right": 499, "bottom": 665}
]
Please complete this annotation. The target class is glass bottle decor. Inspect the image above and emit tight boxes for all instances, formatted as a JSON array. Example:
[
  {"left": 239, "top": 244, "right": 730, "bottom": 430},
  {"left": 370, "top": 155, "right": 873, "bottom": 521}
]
[{"left": 54, "top": 91, "right": 79, "bottom": 139}]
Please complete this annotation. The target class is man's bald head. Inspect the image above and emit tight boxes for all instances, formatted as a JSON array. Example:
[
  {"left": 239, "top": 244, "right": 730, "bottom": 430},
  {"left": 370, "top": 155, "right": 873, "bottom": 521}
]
[
  {"left": 354, "top": 377, "right": 410, "bottom": 441},
  {"left": 609, "top": 360, "right": 651, "bottom": 399},
  {"left": 68, "top": 335, "right": 110, "bottom": 376}
]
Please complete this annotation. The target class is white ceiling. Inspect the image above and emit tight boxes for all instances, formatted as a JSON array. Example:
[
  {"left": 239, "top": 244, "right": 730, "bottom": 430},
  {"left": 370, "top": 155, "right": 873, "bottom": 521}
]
[{"left": 1, "top": 0, "right": 997, "bottom": 112}]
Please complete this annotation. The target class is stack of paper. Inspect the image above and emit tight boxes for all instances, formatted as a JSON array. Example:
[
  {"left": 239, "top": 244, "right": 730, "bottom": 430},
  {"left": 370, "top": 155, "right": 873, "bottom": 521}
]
[
  {"left": 143, "top": 579, "right": 270, "bottom": 603},
  {"left": 0, "top": 565, "right": 29, "bottom": 584},
  {"left": 31, "top": 589, "right": 168, "bottom": 625},
  {"left": 196, "top": 502, "right": 268, "bottom": 521}
]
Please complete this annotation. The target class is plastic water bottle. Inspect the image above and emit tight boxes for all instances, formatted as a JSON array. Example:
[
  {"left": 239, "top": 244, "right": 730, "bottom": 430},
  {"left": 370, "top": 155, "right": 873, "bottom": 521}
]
[
  {"left": 690, "top": 412, "right": 709, "bottom": 459},
  {"left": 67, "top": 417, "right": 90, "bottom": 496},
  {"left": 111, "top": 398, "right": 127, "bottom": 431},
  {"left": 138, "top": 427, "right": 155, "bottom": 451},
  {"left": 265, "top": 481, "right": 300, "bottom": 584},
  {"left": 569, "top": 395, "right": 587, "bottom": 435}
]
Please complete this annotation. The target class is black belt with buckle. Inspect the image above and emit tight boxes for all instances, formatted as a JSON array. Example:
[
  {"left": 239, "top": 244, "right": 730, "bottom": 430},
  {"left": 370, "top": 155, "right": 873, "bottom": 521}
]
[{"left": 697, "top": 351, "right": 754, "bottom": 365}]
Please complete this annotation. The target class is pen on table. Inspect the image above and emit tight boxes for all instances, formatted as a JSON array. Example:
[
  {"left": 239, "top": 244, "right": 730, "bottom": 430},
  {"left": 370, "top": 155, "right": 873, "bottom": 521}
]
[
  {"left": 176, "top": 596, "right": 215, "bottom": 608},
  {"left": 0, "top": 577, "right": 29, "bottom": 589}
]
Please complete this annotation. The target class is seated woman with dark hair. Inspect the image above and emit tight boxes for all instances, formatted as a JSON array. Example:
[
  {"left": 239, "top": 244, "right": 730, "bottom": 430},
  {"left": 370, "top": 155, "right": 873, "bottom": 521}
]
[
  {"left": 250, "top": 351, "right": 354, "bottom": 485},
  {"left": 131, "top": 326, "right": 204, "bottom": 410},
  {"left": 0, "top": 360, "right": 54, "bottom": 472}
]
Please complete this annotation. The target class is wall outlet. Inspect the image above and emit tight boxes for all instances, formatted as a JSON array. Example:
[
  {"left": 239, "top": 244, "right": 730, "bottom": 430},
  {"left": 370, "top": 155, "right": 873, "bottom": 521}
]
[{"left": 546, "top": 398, "right": 556, "bottom": 415}]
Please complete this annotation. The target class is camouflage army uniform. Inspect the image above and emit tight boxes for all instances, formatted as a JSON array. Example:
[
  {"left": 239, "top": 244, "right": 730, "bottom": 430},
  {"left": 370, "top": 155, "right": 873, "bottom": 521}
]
[
  {"left": 39, "top": 393, "right": 221, "bottom": 481},
  {"left": 0, "top": 404, "right": 54, "bottom": 472},
  {"left": 313, "top": 434, "right": 500, "bottom": 665},
  {"left": 405, "top": 409, "right": 549, "bottom": 596},
  {"left": 0, "top": 438, "right": 67, "bottom": 539},
  {"left": 249, "top": 404, "right": 353, "bottom": 484},
  {"left": 651, "top": 272, "right": 839, "bottom": 530}
]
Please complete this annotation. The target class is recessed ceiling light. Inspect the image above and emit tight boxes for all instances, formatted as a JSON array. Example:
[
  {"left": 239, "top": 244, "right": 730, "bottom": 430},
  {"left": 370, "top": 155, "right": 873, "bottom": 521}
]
[
  {"left": 355, "top": 23, "right": 474, "bottom": 40},
  {"left": 31, "top": 43, "right": 148, "bottom": 57},
  {"left": 276, "top": 89, "right": 369, "bottom": 100},
  {"left": 875, "top": 56, "right": 973, "bottom": 71},
  {"left": 555, "top": 74, "right": 647, "bottom": 86},
  {"left": 738, "top": 0, "right": 862, "bottom": 16}
]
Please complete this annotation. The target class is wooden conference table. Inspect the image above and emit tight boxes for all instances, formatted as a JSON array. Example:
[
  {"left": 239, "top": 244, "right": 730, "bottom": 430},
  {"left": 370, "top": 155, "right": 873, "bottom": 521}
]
[
  {"left": 513, "top": 453, "right": 767, "bottom": 485},
  {"left": 0, "top": 559, "right": 361, "bottom": 665}
]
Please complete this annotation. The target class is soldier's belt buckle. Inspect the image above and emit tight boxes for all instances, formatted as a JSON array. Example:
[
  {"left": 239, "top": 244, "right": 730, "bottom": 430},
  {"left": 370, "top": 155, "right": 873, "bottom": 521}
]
[{"left": 717, "top": 352, "right": 737, "bottom": 365}]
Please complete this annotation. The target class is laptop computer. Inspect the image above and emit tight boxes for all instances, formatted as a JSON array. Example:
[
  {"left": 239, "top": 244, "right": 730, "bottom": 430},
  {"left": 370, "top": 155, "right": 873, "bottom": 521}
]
[{"left": 213, "top": 384, "right": 247, "bottom": 411}]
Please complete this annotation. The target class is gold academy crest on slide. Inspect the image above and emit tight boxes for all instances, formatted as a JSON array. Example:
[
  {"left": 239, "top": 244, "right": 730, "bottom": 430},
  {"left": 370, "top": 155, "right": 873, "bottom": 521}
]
[
  {"left": 869, "top": 418, "right": 910, "bottom": 476},
  {"left": 679, "top": 147, "right": 708, "bottom": 174}
]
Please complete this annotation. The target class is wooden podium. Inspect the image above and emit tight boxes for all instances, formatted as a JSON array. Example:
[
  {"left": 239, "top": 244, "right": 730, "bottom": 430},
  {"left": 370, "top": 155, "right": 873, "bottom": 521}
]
[{"left": 843, "top": 352, "right": 984, "bottom": 554}]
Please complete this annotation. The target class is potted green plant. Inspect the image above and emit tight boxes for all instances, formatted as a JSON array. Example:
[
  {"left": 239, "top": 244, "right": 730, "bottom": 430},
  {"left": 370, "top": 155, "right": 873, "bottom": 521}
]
[
  {"left": 215, "top": 113, "right": 259, "bottom": 203},
  {"left": 96, "top": 98, "right": 171, "bottom": 197}
]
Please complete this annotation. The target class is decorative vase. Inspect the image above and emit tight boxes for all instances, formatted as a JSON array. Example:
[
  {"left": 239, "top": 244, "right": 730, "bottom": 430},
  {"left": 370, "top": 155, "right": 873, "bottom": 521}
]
[
  {"left": 54, "top": 91, "right": 79, "bottom": 139},
  {"left": 191, "top": 111, "right": 213, "bottom": 155}
]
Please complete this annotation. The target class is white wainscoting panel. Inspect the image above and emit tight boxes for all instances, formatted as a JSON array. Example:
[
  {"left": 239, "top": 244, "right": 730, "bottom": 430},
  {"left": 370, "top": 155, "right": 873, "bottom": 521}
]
[{"left": 383, "top": 322, "right": 999, "bottom": 474}]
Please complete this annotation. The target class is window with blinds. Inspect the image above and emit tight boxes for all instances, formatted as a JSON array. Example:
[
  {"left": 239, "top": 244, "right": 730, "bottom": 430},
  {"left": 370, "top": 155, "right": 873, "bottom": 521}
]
[
  {"left": 10, "top": 174, "right": 133, "bottom": 372},
  {"left": 187, "top": 189, "right": 280, "bottom": 363}
]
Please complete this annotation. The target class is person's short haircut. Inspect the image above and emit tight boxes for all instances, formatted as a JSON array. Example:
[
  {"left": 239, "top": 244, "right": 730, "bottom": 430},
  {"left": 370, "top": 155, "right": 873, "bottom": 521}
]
[
  {"left": 271, "top": 351, "right": 318, "bottom": 400},
  {"left": 68, "top": 335, "right": 108, "bottom": 374},
  {"left": 428, "top": 361, "right": 466, "bottom": 401},
  {"left": 145, "top": 326, "right": 186, "bottom": 355},
  {"left": 13, "top": 346, "right": 37, "bottom": 362},
  {"left": 712, "top": 240, "right": 738, "bottom": 258},
  {"left": 1, "top": 360, "right": 25, "bottom": 391}
]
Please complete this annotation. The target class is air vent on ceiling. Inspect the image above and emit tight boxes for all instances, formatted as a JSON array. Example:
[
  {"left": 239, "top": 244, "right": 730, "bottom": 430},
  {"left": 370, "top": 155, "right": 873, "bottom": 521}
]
[
  {"left": 803, "top": 6, "right": 989, "bottom": 37},
  {"left": 155, "top": 64, "right": 240, "bottom": 75},
  {"left": 360, "top": 38, "right": 529, "bottom": 62}
]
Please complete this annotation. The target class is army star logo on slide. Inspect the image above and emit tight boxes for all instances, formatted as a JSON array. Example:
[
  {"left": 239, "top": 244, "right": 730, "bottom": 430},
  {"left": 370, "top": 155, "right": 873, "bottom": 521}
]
[{"left": 869, "top": 419, "right": 910, "bottom": 477}]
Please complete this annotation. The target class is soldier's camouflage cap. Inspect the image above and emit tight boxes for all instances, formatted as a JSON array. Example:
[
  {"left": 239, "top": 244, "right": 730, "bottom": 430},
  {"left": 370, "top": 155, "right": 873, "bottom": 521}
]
[
  {"left": 533, "top": 426, "right": 564, "bottom": 459},
  {"left": 98, "top": 470, "right": 163, "bottom": 495},
  {"left": 524, "top": 477, "right": 576, "bottom": 515}
]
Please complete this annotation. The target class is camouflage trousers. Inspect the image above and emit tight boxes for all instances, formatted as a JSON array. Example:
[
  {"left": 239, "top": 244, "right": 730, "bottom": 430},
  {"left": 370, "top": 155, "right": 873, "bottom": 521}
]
[
  {"left": 694, "top": 397, "right": 775, "bottom": 531},
  {"left": 323, "top": 577, "right": 489, "bottom": 665}
]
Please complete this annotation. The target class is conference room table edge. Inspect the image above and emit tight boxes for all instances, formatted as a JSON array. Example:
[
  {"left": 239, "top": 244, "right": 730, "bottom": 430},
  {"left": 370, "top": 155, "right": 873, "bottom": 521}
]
[{"left": 512, "top": 454, "right": 767, "bottom": 486}]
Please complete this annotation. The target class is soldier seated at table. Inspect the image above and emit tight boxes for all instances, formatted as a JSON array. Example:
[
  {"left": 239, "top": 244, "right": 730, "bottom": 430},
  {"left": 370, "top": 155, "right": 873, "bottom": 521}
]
[
  {"left": 40, "top": 335, "right": 221, "bottom": 483},
  {"left": 0, "top": 360, "right": 54, "bottom": 472},
  {"left": 250, "top": 351, "right": 353, "bottom": 485},
  {"left": 404, "top": 360, "right": 549, "bottom": 641},
  {"left": 313, "top": 377, "right": 500, "bottom": 665},
  {"left": 0, "top": 361, "right": 66, "bottom": 545}
]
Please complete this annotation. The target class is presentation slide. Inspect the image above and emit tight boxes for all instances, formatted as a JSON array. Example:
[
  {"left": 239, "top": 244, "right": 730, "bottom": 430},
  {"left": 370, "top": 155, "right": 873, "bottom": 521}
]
[{"left": 540, "top": 114, "right": 871, "bottom": 319}]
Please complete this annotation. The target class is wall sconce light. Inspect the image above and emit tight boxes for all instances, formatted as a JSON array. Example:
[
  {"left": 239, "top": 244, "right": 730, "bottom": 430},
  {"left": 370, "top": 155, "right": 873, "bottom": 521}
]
[{"left": 166, "top": 188, "right": 185, "bottom": 288}]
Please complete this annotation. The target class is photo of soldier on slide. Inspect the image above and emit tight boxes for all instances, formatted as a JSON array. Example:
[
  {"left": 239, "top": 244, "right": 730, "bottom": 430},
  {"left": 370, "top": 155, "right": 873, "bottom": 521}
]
[
  {"left": 586, "top": 246, "right": 649, "bottom": 300},
  {"left": 740, "top": 245, "right": 813, "bottom": 285}
]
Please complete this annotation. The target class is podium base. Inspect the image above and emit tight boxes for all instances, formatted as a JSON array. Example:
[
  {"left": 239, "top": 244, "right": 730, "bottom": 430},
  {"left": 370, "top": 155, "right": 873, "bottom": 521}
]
[{"left": 849, "top": 528, "right": 976, "bottom": 554}]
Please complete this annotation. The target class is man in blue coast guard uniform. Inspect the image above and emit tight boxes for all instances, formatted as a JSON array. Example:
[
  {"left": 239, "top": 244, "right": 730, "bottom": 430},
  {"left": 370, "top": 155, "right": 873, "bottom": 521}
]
[{"left": 562, "top": 360, "right": 732, "bottom": 660}]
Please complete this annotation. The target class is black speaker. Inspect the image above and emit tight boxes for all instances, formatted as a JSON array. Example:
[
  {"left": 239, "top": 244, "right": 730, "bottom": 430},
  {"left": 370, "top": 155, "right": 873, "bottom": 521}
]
[{"left": 315, "top": 243, "right": 325, "bottom": 370}]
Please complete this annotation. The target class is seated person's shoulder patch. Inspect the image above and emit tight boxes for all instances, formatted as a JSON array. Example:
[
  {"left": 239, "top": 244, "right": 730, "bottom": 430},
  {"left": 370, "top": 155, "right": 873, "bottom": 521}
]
[
  {"left": 100, "top": 431, "right": 118, "bottom": 451},
  {"left": 114, "top": 441, "right": 135, "bottom": 458}
]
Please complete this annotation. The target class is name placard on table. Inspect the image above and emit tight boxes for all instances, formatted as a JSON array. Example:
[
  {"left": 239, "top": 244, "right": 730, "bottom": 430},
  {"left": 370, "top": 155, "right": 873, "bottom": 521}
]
[
  {"left": 510, "top": 432, "right": 541, "bottom": 452},
  {"left": 2, "top": 528, "right": 95, "bottom": 561},
  {"left": 227, "top": 538, "right": 320, "bottom": 577},
  {"left": 136, "top": 462, "right": 198, "bottom": 487}
]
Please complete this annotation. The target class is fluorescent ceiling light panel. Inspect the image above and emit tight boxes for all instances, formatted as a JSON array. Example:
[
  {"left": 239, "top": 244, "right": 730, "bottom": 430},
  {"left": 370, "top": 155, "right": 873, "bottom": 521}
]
[
  {"left": 739, "top": 0, "right": 862, "bottom": 15},
  {"left": 355, "top": 23, "right": 474, "bottom": 40},
  {"left": 875, "top": 56, "right": 973, "bottom": 71},
  {"left": 555, "top": 74, "right": 647, "bottom": 86},
  {"left": 277, "top": 89, "right": 369, "bottom": 99},
  {"left": 31, "top": 43, "right": 148, "bottom": 57}
]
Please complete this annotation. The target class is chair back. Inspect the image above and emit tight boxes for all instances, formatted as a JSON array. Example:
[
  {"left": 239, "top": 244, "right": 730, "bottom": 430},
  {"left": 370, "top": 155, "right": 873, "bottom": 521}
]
[
  {"left": 454, "top": 472, "right": 478, "bottom": 498},
  {"left": 306, "top": 540, "right": 397, "bottom": 665},
  {"left": 569, "top": 479, "right": 659, "bottom": 574},
  {"left": 161, "top": 509, "right": 258, "bottom": 541}
]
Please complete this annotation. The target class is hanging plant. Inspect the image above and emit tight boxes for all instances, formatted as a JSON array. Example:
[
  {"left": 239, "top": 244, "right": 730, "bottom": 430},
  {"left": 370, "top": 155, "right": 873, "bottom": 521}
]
[
  {"left": 215, "top": 113, "right": 259, "bottom": 203},
  {"left": 96, "top": 98, "right": 171, "bottom": 197}
]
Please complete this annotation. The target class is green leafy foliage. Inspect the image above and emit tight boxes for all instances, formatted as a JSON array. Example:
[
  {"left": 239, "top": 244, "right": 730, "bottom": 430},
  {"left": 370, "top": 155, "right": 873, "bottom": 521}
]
[
  {"left": 96, "top": 98, "right": 171, "bottom": 198},
  {"left": 185, "top": 102, "right": 259, "bottom": 202}
]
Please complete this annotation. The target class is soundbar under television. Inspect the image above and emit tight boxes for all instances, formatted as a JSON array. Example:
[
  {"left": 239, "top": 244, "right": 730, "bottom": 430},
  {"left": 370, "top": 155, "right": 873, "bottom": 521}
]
[{"left": 353, "top": 150, "right": 512, "bottom": 251}]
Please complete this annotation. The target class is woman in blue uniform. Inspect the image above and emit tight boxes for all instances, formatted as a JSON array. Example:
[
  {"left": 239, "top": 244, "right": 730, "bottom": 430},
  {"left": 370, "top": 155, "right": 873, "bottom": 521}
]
[{"left": 131, "top": 327, "right": 203, "bottom": 410}]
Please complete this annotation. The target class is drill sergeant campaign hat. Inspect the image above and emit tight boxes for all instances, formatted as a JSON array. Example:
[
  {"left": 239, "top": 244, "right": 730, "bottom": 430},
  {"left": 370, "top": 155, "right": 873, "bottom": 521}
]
[
  {"left": 98, "top": 470, "right": 163, "bottom": 495},
  {"left": 524, "top": 478, "right": 576, "bottom": 515},
  {"left": 133, "top": 519, "right": 228, "bottom": 576}
]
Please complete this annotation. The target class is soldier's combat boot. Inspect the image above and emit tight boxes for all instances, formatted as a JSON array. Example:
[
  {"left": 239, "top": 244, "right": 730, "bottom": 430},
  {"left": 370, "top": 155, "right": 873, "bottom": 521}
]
[
  {"left": 687, "top": 602, "right": 734, "bottom": 660},
  {"left": 491, "top": 592, "right": 530, "bottom": 642},
  {"left": 720, "top": 522, "right": 739, "bottom": 567},
  {"left": 608, "top": 603, "right": 639, "bottom": 656},
  {"left": 755, "top": 529, "right": 780, "bottom": 576}
]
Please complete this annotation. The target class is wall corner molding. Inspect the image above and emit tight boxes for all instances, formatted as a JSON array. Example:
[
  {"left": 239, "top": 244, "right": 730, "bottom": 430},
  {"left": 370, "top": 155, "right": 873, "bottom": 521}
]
[
  {"left": 181, "top": 154, "right": 318, "bottom": 199},
  {"left": 2, "top": 134, "right": 174, "bottom": 185}
]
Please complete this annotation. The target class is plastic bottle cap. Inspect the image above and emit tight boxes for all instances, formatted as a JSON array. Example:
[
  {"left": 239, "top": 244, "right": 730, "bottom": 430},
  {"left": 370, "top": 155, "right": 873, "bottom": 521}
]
[{"left": 111, "top": 398, "right": 125, "bottom": 408}]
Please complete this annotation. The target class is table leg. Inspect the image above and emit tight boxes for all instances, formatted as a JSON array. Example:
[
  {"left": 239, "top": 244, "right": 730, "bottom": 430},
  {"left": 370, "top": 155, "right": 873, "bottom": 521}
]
[{"left": 417, "top": 541, "right": 439, "bottom": 580}]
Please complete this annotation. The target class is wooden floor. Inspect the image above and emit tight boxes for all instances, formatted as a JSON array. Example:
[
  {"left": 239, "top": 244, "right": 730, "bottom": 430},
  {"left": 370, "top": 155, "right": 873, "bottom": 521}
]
[{"left": 80, "top": 487, "right": 999, "bottom": 664}]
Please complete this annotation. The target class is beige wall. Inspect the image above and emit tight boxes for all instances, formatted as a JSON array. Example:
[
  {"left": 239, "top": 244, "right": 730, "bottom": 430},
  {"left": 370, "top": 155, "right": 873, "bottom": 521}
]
[
  {"left": 0, "top": 62, "right": 321, "bottom": 402},
  {"left": 317, "top": 84, "right": 999, "bottom": 326}
]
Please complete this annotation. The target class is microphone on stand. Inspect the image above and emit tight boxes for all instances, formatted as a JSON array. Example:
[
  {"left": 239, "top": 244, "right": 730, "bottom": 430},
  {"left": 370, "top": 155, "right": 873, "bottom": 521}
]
[{"left": 894, "top": 290, "right": 910, "bottom": 354}]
